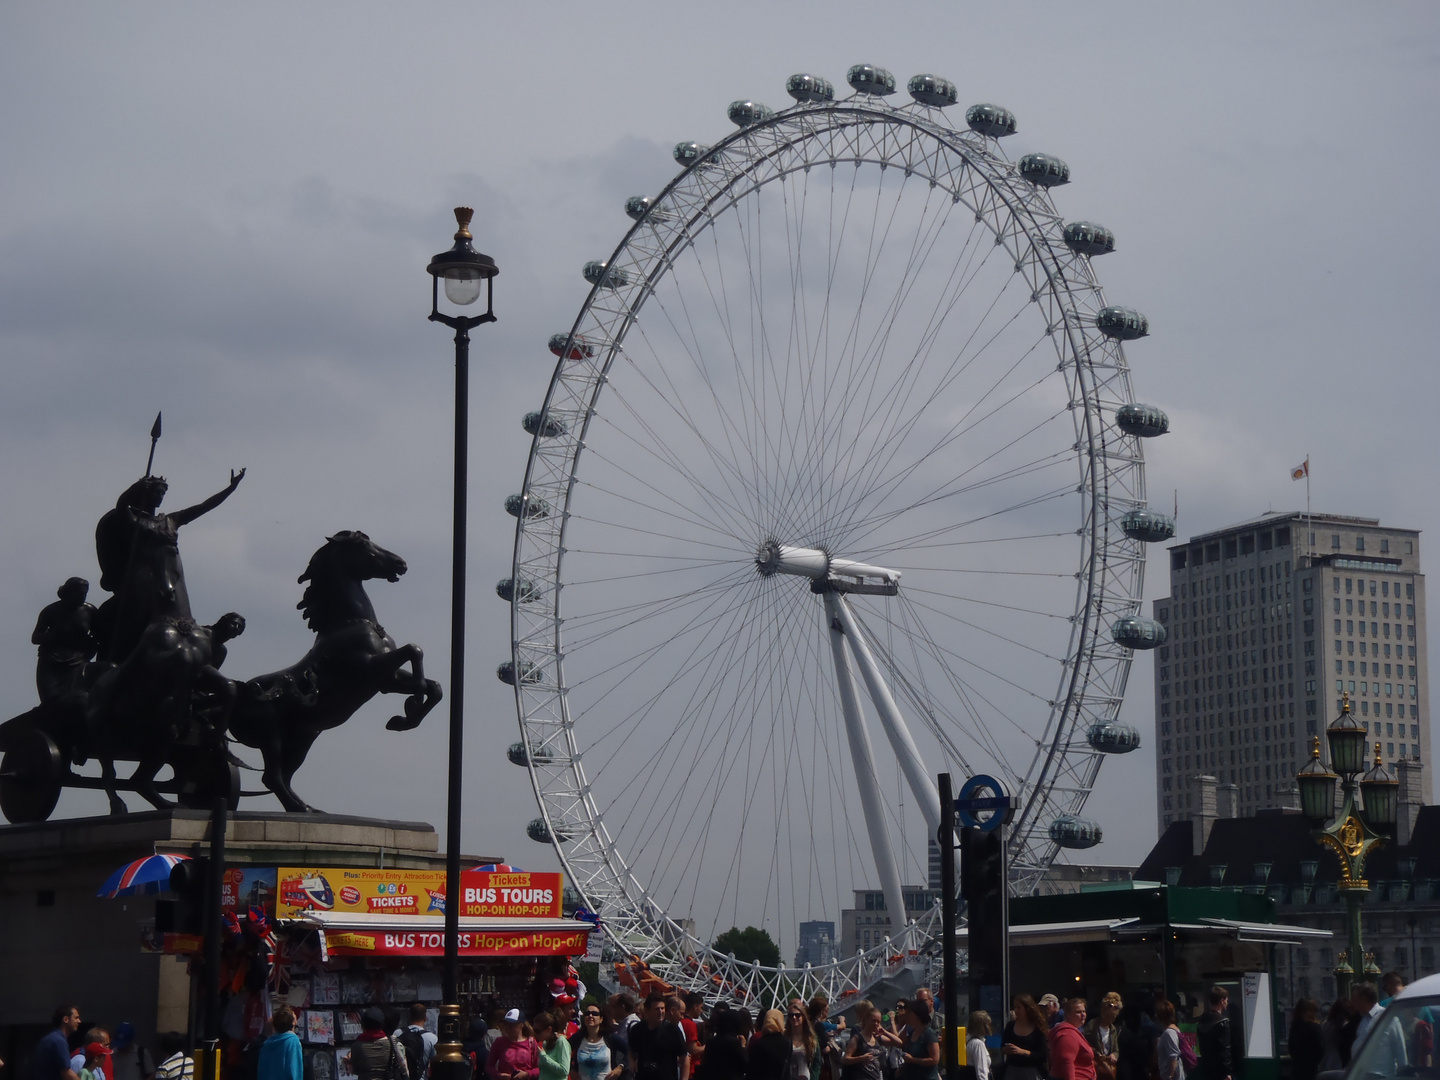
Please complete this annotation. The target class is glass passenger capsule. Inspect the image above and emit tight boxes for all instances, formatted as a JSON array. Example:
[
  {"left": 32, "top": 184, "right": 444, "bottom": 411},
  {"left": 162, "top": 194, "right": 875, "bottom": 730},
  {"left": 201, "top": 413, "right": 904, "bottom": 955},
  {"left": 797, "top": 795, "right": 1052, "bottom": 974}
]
[
  {"left": 1120, "top": 508, "right": 1176, "bottom": 543},
  {"left": 1111, "top": 615, "right": 1168, "bottom": 650},
  {"left": 847, "top": 64, "right": 896, "bottom": 96},
  {"left": 527, "top": 817, "right": 574, "bottom": 843},
  {"left": 583, "top": 261, "right": 629, "bottom": 289},
  {"left": 1095, "top": 306, "right": 1149, "bottom": 340},
  {"left": 505, "top": 493, "right": 551, "bottom": 519},
  {"left": 497, "top": 659, "right": 543, "bottom": 686},
  {"left": 1049, "top": 815, "right": 1103, "bottom": 849},
  {"left": 1115, "top": 403, "right": 1169, "bottom": 438},
  {"left": 507, "top": 741, "right": 554, "bottom": 767},
  {"left": 523, "top": 411, "right": 568, "bottom": 438},
  {"left": 625, "top": 195, "right": 671, "bottom": 222},
  {"left": 786, "top": 73, "right": 835, "bottom": 103},
  {"left": 1087, "top": 720, "right": 1142, "bottom": 754},
  {"left": 496, "top": 577, "right": 542, "bottom": 603},
  {"left": 965, "top": 103, "right": 1017, "bottom": 138},
  {"left": 907, "top": 74, "right": 957, "bottom": 107},
  {"left": 728, "top": 100, "right": 774, "bottom": 127},
  {"left": 1063, "top": 221, "right": 1115, "bottom": 256},
  {"left": 549, "top": 332, "right": 596, "bottom": 359},
  {"left": 673, "top": 142, "right": 722, "bottom": 170},
  {"left": 1019, "top": 153, "right": 1070, "bottom": 188}
]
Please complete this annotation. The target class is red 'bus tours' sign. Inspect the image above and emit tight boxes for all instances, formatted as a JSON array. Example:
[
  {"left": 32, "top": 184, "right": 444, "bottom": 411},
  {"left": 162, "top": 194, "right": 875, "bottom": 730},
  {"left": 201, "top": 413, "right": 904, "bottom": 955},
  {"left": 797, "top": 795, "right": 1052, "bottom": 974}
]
[
  {"left": 460, "top": 869, "right": 563, "bottom": 918},
  {"left": 324, "top": 927, "right": 587, "bottom": 958}
]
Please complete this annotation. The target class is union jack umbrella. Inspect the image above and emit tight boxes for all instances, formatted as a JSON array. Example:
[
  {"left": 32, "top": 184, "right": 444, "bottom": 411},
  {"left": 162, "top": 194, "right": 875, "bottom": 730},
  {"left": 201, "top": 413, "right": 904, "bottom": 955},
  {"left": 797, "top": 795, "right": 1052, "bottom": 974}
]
[
  {"left": 96, "top": 853, "right": 191, "bottom": 899},
  {"left": 472, "top": 863, "right": 524, "bottom": 872}
]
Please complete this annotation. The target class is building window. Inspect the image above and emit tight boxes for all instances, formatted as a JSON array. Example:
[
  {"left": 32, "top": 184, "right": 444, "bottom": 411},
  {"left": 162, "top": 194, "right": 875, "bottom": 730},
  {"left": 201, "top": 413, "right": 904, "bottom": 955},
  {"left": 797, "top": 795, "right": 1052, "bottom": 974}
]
[
  {"left": 1380, "top": 538, "right": 1390, "bottom": 554},
  {"left": 1331, "top": 535, "right": 1341, "bottom": 550},
  {"left": 1356, "top": 537, "right": 1365, "bottom": 552}
]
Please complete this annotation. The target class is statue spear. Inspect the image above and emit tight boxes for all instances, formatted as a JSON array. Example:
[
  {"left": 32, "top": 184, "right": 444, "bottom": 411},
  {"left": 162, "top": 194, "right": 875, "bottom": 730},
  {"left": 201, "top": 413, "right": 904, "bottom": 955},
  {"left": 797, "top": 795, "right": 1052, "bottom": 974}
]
[{"left": 144, "top": 412, "right": 162, "bottom": 477}]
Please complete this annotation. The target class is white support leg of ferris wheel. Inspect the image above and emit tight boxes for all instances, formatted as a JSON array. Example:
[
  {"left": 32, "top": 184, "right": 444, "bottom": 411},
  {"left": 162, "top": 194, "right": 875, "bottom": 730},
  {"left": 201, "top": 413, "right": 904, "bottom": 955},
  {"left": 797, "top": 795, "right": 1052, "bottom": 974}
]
[
  {"left": 830, "top": 593, "right": 942, "bottom": 838},
  {"left": 823, "top": 590, "right": 909, "bottom": 930}
]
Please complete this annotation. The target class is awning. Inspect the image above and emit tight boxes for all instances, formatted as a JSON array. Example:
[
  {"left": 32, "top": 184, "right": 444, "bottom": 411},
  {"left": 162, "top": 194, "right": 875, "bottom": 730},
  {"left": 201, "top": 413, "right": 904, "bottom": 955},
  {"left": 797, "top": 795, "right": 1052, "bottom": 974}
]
[
  {"left": 952, "top": 918, "right": 1141, "bottom": 946},
  {"left": 1197, "top": 917, "right": 1332, "bottom": 944},
  {"left": 286, "top": 911, "right": 592, "bottom": 958}
]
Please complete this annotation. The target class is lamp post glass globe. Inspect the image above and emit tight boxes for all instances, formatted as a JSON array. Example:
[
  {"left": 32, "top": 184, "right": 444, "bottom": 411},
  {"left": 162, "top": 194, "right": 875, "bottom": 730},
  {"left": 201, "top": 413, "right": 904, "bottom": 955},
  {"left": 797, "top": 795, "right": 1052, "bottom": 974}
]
[{"left": 443, "top": 269, "right": 484, "bottom": 306}]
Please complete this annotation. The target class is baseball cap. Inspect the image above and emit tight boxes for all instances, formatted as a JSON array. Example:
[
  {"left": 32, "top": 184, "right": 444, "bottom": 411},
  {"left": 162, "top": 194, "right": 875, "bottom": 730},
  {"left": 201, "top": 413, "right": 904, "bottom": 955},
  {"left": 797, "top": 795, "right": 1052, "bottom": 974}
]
[
  {"left": 1038, "top": 994, "right": 1060, "bottom": 1007},
  {"left": 86, "top": 1044, "right": 113, "bottom": 1059},
  {"left": 505, "top": 1008, "right": 525, "bottom": 1023},
  {"left": 549, "top": 978, "right": 567, "bottom": 995}
]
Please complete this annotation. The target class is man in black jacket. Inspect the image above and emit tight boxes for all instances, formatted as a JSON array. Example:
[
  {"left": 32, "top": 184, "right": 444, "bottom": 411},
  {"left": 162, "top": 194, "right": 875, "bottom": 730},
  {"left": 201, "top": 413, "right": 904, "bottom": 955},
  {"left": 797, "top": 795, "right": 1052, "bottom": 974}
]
[{"left": 1196, "top": 988, "right": 1232, "bottom": 1080}]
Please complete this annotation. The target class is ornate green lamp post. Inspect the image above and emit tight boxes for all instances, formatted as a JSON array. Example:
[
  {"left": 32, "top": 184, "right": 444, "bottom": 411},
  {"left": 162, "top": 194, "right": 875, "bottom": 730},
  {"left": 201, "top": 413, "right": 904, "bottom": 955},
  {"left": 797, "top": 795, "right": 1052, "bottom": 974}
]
[{"left": 1295, "top": 693, "right": 1398, "bottom": 997}]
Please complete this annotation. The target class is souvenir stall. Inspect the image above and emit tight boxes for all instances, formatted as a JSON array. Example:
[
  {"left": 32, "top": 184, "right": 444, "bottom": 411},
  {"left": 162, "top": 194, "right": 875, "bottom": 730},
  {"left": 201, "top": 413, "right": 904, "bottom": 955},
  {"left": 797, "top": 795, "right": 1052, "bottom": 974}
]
[{"left": 208, "top": 865, "right": 591, "bottom": 1080}]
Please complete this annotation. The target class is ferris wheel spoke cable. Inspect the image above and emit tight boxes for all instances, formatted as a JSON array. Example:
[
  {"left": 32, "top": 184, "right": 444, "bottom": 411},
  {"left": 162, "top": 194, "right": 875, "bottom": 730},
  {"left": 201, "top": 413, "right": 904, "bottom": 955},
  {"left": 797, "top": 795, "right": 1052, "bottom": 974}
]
[
  {"left": 577, "top": 578, "right": 775, "bottom": 760},
  {"left": 884, "top": 594, "right": 1032, "bottom": 783},
  {"left": 568, "top": 587, "right": 772, "bottom": 775},
  {"left": 560, "top": 570, "right": 747, "bottom": 652},
  {"left": 563, "top": 556, "right": 740, "bottom": 589},
  {"left": 838, "top": 323, "right": 1051, "bottom": 538},
  {"left": 834, "top": 330, "right": 1059, "bottom": 546},
  {"left": 840, "top": 425, "right": 1073, "bottom": 551},
  {"left": 587, "top": 396, "right": 764, "bottom": 537},
  {"left": 592, "top": 350, "right": 768, "bottom": 532}
]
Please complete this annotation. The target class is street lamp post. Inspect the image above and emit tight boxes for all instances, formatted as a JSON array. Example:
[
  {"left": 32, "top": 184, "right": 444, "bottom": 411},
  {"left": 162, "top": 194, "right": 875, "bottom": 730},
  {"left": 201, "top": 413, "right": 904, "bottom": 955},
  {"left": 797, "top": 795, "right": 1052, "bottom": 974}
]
[
  {"left": 427, "top": 207, "right": 498, "bottom": 1080},
  {"left": 1295, "top": 693, "right": 1398, "bottom": 998}
]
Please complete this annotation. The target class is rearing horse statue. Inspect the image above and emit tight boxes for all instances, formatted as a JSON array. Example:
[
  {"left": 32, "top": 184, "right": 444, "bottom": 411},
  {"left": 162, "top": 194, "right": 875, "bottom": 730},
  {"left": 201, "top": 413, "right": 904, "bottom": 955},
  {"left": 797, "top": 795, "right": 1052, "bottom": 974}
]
[{"left": 227, "top": 531, "right": 442, "bottom": 812}]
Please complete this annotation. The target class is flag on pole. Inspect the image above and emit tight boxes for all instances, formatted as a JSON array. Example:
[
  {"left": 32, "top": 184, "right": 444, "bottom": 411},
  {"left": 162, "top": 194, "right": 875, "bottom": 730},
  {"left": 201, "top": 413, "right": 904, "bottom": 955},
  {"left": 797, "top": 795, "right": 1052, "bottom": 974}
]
[{"left": 1290, "top": 458, "right": 1309, "bottom": 481}]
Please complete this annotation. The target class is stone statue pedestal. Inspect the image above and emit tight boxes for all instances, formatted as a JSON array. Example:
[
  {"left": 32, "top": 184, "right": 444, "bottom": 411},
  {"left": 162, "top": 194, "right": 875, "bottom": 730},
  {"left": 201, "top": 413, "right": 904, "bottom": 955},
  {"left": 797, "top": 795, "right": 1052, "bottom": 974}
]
[{"left": 0, "top": 811, "right": 498, "bottom": 1048}]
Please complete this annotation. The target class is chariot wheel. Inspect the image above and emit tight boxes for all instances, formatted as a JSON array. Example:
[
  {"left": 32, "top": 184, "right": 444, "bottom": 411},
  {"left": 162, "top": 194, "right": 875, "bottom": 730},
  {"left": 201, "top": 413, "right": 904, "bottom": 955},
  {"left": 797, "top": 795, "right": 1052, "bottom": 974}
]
[
  {"left": 507, "top": 67, "right": 1170, "bottom": 1001},
  {"left": 0, "top": 728, "right": 64, "bottom": 824}
]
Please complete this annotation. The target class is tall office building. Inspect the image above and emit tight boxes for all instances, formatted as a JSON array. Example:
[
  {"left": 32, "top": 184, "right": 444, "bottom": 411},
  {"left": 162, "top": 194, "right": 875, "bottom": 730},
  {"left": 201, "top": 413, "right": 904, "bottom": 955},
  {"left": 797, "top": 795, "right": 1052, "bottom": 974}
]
[{"left": 1153, "top": 512, "right": 1430, "bottom": 832}]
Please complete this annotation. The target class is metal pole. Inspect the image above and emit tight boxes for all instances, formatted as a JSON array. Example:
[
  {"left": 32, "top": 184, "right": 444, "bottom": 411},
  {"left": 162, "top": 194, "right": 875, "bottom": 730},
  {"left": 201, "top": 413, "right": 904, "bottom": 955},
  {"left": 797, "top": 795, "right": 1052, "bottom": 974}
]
[
  {"left": 441, "top": 321, "right": 470, "bottom": 1057},
  {"left": 939, "top": 774, "right": 959, "bottom": 1080},
  {"left": 203, "top": 797, "right": 227, "bottom": 1080}
]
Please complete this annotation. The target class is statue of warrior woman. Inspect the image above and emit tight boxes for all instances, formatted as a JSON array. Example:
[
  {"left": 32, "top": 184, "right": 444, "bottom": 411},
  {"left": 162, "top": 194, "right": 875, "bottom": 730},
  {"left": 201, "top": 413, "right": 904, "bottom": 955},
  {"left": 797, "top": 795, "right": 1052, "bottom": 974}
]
[{"left": 92, "top": 468, "right": 245, "bottom": 663}]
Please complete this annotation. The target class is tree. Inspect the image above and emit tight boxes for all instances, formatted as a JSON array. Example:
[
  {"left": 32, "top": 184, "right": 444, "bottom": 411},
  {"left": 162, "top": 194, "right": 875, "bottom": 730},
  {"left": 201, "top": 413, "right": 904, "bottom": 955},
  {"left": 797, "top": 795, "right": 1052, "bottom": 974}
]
[{"left": 713, "top": 925, "right": 781, "bottom": 968}]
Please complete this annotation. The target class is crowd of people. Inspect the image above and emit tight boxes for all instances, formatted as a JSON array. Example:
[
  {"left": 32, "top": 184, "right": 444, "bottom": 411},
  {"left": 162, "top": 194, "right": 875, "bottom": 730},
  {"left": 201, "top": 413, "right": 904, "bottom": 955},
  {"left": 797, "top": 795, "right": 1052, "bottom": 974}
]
[{"left": 23, "top": 971, "right": 1430, "bottom": 1080}]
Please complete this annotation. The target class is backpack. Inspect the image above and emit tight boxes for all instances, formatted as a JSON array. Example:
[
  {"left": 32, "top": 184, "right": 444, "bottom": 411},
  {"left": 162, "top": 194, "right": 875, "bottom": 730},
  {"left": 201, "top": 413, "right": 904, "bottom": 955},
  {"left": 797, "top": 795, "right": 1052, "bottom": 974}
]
[
  {"left": 398, "top": 1029, "right": 429, "bottom": 1080},
  {"left": 1178, "top": 1035, "right": 1197, "bottom": 1073}
]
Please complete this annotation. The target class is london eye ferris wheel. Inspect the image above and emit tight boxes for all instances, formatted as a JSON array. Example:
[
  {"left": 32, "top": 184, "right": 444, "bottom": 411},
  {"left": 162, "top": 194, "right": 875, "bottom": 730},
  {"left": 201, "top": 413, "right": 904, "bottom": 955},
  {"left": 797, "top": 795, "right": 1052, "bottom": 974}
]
[{"left": 501, "top": 65, "right": 1173, "bottom": 1002}]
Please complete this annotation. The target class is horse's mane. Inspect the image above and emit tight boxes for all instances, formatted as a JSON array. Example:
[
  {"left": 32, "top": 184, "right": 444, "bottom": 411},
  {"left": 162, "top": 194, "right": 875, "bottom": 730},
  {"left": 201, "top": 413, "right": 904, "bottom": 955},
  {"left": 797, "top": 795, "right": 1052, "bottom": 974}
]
[{"left": 296, "top": 531, "right": 370, "bottom": 631}]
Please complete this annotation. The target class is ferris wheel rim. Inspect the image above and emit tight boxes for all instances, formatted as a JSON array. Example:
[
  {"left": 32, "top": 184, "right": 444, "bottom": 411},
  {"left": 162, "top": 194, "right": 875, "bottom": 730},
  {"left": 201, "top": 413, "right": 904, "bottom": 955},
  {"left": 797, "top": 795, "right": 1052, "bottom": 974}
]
[{"left": 509, "top": 89, "right": 1147, "bottom": 991}]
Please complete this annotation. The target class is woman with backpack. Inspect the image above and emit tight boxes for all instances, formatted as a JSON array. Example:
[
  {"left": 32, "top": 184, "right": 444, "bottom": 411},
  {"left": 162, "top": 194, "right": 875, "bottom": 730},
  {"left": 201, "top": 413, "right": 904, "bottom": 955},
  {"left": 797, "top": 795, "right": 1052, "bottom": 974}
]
[
  {"left": 1154, "top": 1001, "right": 1187, "bottom": 1080},
  {"left": 349, "top": 1009, "right": 410, "bottom": 1080}
]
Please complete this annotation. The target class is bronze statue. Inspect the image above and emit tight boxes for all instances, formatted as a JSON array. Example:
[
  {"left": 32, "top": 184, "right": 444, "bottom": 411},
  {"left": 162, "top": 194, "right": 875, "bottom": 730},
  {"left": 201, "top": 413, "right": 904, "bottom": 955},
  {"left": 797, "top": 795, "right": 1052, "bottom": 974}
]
[
  {"left": 227, "top": 531, "right": 442, "bottom": 812},
  {"left": 0, "top": 424, "right": 442, "bottom": 825},
  {"left": 93, "top": 469, "right": 245, "bottom": 663},
  {"left": 32, "top": 578, "right": 97, "bottom": 703}
]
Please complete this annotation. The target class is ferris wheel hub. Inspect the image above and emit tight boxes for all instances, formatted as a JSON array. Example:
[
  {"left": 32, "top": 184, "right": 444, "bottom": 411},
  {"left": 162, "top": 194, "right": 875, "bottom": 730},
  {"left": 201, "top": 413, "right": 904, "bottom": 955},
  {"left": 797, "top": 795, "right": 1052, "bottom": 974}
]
[{"left": 755, "top": 541, "right": 900, "bottom": 595}]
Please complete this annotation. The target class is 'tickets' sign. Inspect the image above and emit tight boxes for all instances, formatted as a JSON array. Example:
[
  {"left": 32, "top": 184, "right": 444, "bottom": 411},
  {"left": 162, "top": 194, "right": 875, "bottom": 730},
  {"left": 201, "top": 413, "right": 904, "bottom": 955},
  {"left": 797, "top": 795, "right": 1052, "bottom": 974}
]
[
  {"left": 460, "top": 869, "right": 563, "bottom": 918},
  {"left": 276, "top": 867, "right": 564, "bottom": 919},
  {"left": 277, "top": 867, "right": 448, "bottom": 918}
]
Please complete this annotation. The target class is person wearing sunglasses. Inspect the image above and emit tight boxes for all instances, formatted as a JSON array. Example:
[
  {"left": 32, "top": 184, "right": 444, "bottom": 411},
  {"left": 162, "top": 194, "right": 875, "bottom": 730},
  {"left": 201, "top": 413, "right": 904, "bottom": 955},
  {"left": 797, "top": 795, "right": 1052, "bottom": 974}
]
[
  {"left": 785, "top": 1005, "right": 821, "bottom": 1080},
  {"left": 571, "top": 1006, "right": 625, "bottom": 1080}
]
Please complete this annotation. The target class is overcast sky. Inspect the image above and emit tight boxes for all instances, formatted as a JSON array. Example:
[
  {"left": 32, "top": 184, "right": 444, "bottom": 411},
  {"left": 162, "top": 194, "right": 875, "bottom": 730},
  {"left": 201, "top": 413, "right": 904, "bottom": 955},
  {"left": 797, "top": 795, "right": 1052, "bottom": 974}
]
[{"left": 2, "top": 4, "right": 1436, "bottom": 947}]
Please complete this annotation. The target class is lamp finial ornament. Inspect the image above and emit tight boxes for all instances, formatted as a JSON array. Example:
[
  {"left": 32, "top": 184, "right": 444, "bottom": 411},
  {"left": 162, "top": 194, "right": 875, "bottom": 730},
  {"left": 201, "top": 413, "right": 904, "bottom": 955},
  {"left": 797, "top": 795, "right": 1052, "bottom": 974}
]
[
  {"left": 1341, "top": 691, "right": 1350, "bottom": 712},
  {"left": 453, "top": 207, "right": 474, "bottom": 240}
]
